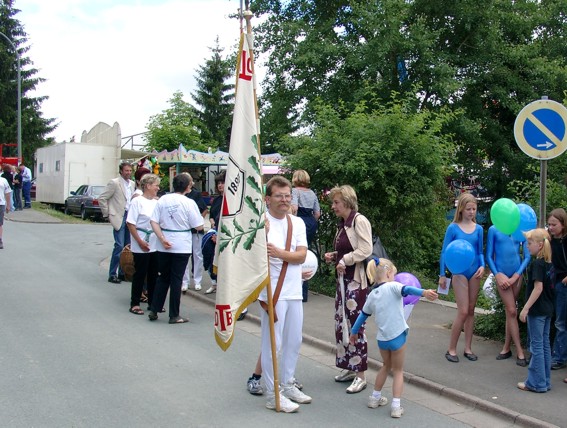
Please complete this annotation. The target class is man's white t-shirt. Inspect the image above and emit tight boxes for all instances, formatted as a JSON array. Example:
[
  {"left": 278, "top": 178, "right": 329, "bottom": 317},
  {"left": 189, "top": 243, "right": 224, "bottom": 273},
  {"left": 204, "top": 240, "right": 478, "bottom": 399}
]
[
  {"left": 0, "top": 177, "right": 12, "bottom": 205},
  {"left": 151, "top": 193, "right": 203, "bottom": 253},
  {"left": 127, "top": 196, "right": 158, "bottom": 253},
  {"left": 259, "top": 212, "right": 307, "bottom": 302}
]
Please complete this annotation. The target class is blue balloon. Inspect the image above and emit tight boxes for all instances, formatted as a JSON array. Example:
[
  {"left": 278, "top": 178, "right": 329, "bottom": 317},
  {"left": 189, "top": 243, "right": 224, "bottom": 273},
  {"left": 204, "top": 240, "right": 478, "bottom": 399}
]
[
  {"left": 445, "top": 239, "right": 475, "bottom": 275},
  {"left": 511, "top": 203, "right": 538, "bottom": 242}
]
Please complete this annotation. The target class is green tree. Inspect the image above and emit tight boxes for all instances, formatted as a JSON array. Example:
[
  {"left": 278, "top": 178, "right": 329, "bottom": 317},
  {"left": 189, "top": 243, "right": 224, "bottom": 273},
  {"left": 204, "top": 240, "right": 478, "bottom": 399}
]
[
  {"left": 250, "top": 0, "right": 567, "bottom": 197},
  {"left": 283, "top": 94, "right": 457, "bottom": 275},
  {"left": 144, "top": 91, "right": 205, "bottom": 153},
  {"left": 0, "top": 1, "right": 56, "bottom": 163},
  {"left": 191, "top": 37, "right": 234, "bottom": 152}
]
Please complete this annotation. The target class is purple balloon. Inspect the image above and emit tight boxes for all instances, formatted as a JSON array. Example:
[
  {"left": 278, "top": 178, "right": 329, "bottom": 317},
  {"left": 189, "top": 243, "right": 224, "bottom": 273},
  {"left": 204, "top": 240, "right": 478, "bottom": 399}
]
[{"left": 394, "top": 272, "right": 421, "bottom": 306}]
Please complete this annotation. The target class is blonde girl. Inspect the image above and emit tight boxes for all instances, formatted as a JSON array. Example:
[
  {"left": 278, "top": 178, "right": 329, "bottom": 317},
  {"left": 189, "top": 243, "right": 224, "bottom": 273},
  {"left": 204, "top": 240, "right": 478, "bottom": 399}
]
[
  {"left": 350, "top": 258, "right": 438, "bottom": 418},
  {"left": 439, "top": 193, "right": 485, "bottom": 362},
  {"left": 517, "top": 229, "right": 554, "bottom": 393}
]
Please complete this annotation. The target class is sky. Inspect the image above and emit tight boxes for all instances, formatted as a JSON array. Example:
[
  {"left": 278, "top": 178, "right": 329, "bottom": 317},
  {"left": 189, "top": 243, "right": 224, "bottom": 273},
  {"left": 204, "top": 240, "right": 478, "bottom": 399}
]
[{"left": 14, "top": 0, "right": 245, "bottom": 147}]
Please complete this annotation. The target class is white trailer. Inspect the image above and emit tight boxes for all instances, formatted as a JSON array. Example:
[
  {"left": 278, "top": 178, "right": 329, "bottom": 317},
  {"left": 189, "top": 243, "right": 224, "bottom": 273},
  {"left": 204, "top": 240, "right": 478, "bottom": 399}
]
[{"left": 36, "top": 122, "right": 122, "bottom": 207}]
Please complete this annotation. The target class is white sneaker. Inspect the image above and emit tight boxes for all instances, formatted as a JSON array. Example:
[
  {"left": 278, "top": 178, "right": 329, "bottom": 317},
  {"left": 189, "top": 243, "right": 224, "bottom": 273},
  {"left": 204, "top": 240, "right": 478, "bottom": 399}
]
[
  {"left": 194, "top": 283, "right": 202, "bottom": 291},
  {"left": 181, "top": 285, "right": 188, "bottom": 294},
  {"left": 346, "top": 377, "right": 367, "bottom": 394},
  {"left": 205, "top": 286, "right": 216, "bottom": 294},
  {"left": 368, "top": 395, "right": 388, "bottom": 408},
  {"left": 282, "top": 382, "right": 312, "bottom": 403},
  {"left": 391, "top": 406, "right": 404, "bottom": 418},
  {"left": 334, "top": 370, "right": 356, "bottom": 382},
  {"left": 266, "top": 392, "right": 299, "bottom": 413}
]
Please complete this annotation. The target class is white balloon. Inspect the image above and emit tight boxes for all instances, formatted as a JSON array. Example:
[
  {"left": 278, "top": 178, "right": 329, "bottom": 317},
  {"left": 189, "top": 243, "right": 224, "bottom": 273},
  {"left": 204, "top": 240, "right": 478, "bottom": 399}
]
[{"left": 301, "top": 250, "right": 318, "bottom": 280}]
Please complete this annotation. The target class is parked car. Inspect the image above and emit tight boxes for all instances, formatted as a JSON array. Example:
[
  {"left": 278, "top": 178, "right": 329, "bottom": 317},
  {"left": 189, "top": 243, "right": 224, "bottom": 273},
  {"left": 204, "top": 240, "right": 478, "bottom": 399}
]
[{"left": 64, "top": 185, "right": 106, "bottom": 220}]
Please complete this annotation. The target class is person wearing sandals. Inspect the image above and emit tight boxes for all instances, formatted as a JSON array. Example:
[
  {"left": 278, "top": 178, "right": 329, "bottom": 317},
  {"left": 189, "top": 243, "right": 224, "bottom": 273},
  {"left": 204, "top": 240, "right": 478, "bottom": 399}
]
[
  {"left": 149, "top": 173, "right": 204, "bottom": 324},
  {"left": 439, "top": 192, "right": 485, "bottom": 363},
  {"left": 126, "top": 174, "right": 160, "bottom": 316},
  {"left": 324, "top": 185, "right": 373, "bottom": 394},
  {"left": 518, "top": 228, "right": 553, "bottom": 393},
  {"left": 204, "top": 171, "right": 225, "bottom": 295},
  {"left": 486, "top": 225, "right": 529, "bottom": 366}
]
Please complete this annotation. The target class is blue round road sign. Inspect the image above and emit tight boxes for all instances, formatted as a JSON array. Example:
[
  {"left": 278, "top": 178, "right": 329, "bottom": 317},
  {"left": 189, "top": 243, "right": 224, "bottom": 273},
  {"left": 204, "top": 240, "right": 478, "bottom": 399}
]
[{"left": 514, "top": 99, "right": 567, "bottom": 160}]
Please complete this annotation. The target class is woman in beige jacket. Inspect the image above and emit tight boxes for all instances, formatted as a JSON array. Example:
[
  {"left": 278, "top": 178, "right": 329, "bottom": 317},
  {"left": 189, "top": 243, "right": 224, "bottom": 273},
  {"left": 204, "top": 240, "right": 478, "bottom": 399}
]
[{"left": 325, "top": 185, "right": 373, "bottom": 394}]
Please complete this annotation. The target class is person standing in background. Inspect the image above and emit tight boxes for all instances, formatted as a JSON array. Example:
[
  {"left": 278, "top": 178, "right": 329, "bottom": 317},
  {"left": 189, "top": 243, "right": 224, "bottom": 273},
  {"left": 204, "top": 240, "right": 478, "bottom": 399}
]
[
  {"left": 98, "top": 162, "right": 136, "bottom": 284},
  {"left": 182, "top": 179, "right": 208, "bottom": 293},
  {"left": 12, "top": 166, "right": 22, "bottom": 211},
  {"left": 18, "top": 162, "right": 32, "bottom": 208},
  {"left": 0, "top": 174, "right": 13, "bottom": 248},
  {"left": 290, "top": 169, "right": 320, "bottom": 302},
  {"left": 1, "top": 165, "right": 14, "bottom": 212}
]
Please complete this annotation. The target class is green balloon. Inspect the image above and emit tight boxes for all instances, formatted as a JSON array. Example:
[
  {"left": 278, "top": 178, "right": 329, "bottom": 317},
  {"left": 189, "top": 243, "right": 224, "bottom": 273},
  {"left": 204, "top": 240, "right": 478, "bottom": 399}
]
[{"left": 490, "top": 198, "right": 520, "bottom": 235}]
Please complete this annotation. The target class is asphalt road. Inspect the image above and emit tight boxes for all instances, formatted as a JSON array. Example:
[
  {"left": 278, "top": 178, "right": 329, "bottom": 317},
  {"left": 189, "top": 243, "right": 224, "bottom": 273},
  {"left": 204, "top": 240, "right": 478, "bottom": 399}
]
[{"left": 0, "top": 217, "right": 559, "bottom": 427}]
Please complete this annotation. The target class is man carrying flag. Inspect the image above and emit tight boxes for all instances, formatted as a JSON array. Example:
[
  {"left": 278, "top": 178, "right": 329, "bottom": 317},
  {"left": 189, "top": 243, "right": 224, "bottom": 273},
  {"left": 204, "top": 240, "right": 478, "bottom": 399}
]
[{"left": 258, "top": 176, "right": 311, "bottom": 412}]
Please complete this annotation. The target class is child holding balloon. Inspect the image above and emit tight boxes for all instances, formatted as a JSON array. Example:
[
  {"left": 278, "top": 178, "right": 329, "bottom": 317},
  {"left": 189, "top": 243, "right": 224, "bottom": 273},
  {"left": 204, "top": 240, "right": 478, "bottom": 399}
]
[
  {"left": 486, "top": 225, "right": 530, "bottom": 366},
  {"left": 439, "top": 192, "right": 485, "bottom": 363},
  {"left": 350, "top": 258, "right": 438, "bottom": 418},
  {"left": 517, "top": 228, "right": 553, "bottom": 393}
]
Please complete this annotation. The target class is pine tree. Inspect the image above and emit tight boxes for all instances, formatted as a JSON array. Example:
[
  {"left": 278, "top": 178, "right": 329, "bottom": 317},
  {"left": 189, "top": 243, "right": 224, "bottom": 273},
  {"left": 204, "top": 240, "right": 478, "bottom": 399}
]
[
  {"left": 0, "top": 0, "right": 56, "bottom": 164},
  {"left": 191, "top": 37, "right": 234, "bottom": 152}
]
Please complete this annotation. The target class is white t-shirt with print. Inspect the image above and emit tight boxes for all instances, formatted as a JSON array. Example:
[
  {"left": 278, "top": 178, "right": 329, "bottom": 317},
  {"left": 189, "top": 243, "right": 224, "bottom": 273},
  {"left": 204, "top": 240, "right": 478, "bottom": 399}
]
[
  {"left": 127, "top": 196, "right": 158, "bottom": 253},
  {"left": 259, "top": 212, "right": 307, "bottom": 302},
  {"left": 151, "top": 193, "right": 203, "bottom": 253}
]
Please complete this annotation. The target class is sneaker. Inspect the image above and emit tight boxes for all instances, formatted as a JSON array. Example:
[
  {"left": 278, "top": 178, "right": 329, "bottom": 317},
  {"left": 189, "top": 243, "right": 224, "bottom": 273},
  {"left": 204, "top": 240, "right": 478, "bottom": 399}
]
[
  {"left": 194, "top": 283, "right": 202, "bottom": 291},
  {"left": 266, "top": 392, "right": 299, "bottom": 413},
  {"left": 282, "top": 382, "right": 312, "bottom": 404},
  {"left": 368, "top": 395, "right": 388, "bottom": 408},
  {"left": 247, "top": 376, "right": 264, "bottom": 395},
  {"left": 391, "top": 406, "right": 404, "bottom": 418},
  {"left": 237, "top": 308, "right": 248, "bottom": 321},
  {"left": 551, "top": 361, "right": 566, "bottom": 370},
  {"left": 181, "top": 285, "right": 188, "bottom": 294},
  {"left": 346, "top": 377, "right": 367, "bottom": 394},
  {"left": 205, "top": 286, "right": 217, "bottom": 294},
  {"left": 290, "top": 377, "right": 303, "bottom": 390},
  {"left": 334, "top": 370, "right": 356, "bottom": 382}
]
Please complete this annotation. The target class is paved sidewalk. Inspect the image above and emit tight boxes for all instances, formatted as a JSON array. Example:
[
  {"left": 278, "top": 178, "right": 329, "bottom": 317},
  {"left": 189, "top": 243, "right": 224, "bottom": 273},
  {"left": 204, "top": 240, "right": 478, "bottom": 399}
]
[{"left": 6, "top": 207, "right": 63, "bottom": 224}]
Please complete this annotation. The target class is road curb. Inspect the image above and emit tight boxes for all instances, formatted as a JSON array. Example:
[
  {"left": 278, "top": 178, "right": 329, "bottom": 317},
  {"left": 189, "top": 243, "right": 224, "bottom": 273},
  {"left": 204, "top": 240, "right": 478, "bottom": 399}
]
[{"left": 188, "top": 290, "right": 558, "bottom": 428}]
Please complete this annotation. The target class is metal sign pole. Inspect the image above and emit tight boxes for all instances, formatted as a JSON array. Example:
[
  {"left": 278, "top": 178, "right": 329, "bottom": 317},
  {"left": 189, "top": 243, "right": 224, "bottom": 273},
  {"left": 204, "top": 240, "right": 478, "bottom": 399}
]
[{"left": 539, "top": 159, "right": 547, "bottom": 228}]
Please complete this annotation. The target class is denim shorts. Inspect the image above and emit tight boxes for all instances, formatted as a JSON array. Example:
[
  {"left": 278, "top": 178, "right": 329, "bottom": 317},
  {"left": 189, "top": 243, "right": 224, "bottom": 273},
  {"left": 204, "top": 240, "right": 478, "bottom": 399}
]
[{"left": 378, "top": 329, "right": 408, "bottom": 351}]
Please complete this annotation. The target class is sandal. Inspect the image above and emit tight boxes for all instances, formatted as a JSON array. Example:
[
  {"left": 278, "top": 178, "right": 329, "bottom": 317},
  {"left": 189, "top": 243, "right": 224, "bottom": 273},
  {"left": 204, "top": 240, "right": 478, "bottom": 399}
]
[
  {"left": 169, "top": 317, "right": 189, "bottom": 324},
  {"left": 129, "top": 306, "right": 144, "bottom": 315}
]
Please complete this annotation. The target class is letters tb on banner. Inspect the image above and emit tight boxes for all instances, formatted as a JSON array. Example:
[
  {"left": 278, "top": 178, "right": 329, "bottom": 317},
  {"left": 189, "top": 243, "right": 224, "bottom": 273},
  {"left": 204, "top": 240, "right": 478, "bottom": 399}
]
[{"left": 214, "top": 31, "right": 269, "bottom": 351}]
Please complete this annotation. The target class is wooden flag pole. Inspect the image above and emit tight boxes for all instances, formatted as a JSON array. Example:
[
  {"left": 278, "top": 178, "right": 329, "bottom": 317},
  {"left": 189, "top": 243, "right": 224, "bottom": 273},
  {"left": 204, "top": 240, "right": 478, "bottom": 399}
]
[{"left": 243, "top": 7, "right": 280, "bottom": 413}]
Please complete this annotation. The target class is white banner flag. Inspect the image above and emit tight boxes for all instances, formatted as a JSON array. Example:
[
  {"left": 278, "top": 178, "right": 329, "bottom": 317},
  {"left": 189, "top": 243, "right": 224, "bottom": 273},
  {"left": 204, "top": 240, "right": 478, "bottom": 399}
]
[{"left": 214, "top": 31, "right": 269, "bottom": 351}]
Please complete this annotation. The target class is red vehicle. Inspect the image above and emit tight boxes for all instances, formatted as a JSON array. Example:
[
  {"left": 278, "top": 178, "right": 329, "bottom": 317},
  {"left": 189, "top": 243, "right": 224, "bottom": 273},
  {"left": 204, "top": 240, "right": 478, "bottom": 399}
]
[{"left": 0, "top": 143, "right": 19, "bottom": 167}]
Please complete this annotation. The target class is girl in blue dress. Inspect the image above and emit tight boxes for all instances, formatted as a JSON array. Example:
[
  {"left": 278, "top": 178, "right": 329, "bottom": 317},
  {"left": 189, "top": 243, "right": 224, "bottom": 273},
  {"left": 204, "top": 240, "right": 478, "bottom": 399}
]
[
  {"left": 439, "top": 193, "right": 485, "bottom": 362},
  {"left": 486, "top": 226, "right": 529, "bottom": 365}
]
